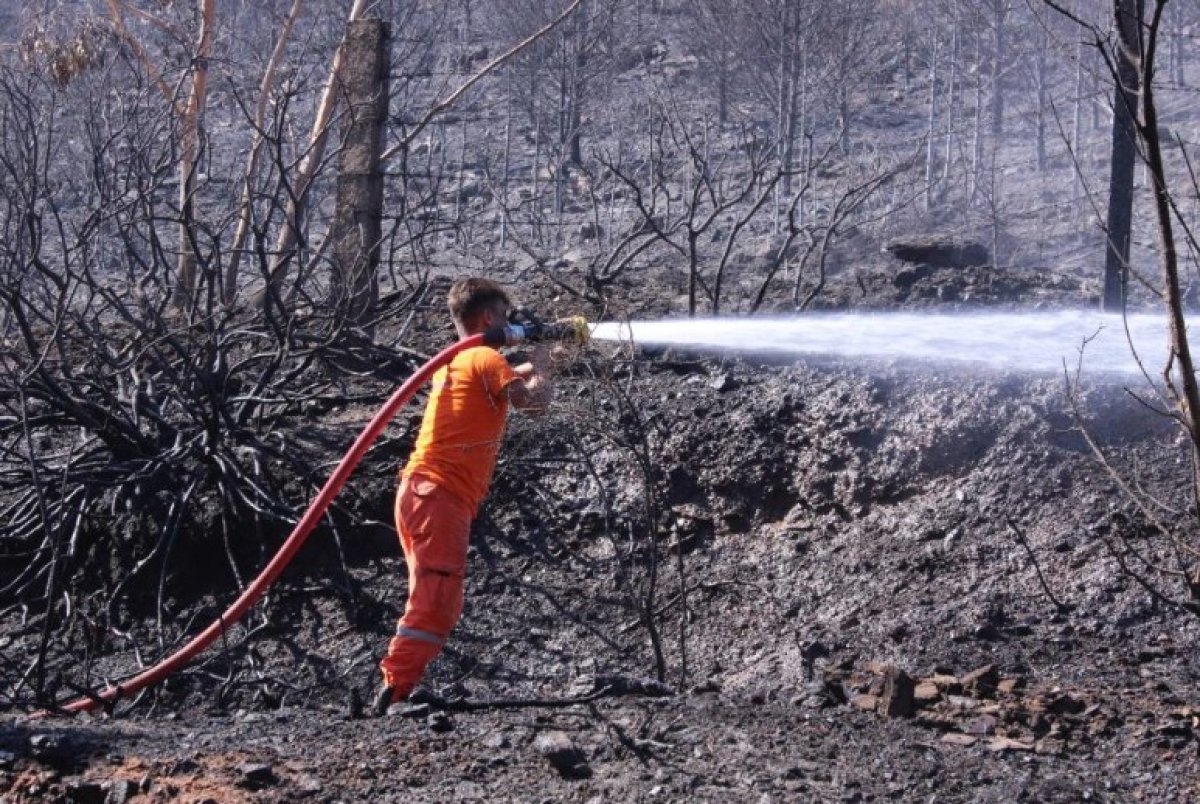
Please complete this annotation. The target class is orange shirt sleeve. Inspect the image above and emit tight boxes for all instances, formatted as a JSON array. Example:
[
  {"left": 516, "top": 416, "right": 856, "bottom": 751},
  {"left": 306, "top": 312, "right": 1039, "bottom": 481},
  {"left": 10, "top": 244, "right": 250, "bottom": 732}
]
[{"left": 474, "top": 346, "right": 519, "bottom": 401}]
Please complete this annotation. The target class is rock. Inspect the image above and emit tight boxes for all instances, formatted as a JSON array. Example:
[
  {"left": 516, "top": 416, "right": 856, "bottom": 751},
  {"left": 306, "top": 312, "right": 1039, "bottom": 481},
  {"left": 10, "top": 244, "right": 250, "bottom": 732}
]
[
  {"left": 64, "top": 781, "right": 106, "bottom": 804},
  {"left": 940, "top": 733, "right": 978, "bottom": 747},
  {"left": 884, "top": 236, "right": 989, "bottom": 268},
  {"left": 997, "top": 678, "right": 1024, "bottom": 695},
  {"left": 987, "top": 736, "right": 1034, "bottom": 753},
  {"left": 235, "top": 763, "right": 278, "bottom": 790},
  {"left": 560, "top": 245, "right": 589, "bottom": 265},
  {"left": 960, "top": 664, "right": 999, "bottom": 696},
  {"left": 0, "top": 750, "right": 15, "bottom": 769},
  {"left": 104, "top": 779, "right": 138, "bottom": 804},
  {"left": 296, "top": 775, "right": 323, "bottom": 794},
  {"left": 800, "top": 641, "right": 830, "bottom": 663},
  {"left": 482, "top": 732, "right": 509, "bottom": 750},
  {"left": 1035, "top": 738, "right": 1067, "bottom": 755},
  {"left": 878, "top": 668, "right": 915, "bottom": 718},
  {"left": 29, "top": 733, "right": 69, "bottom": 765},
  {"left": 427, "top": 712, "right": 454, "bottom": 733},
  {"left": 851, "top": 694, "right": 879, "bottom": 712},
  {"left": 711, "top": 373, "right": 737, "bottom": 392},
  {"left": 945, "top": 695, "right": 980, "bottom": 710},
  {"left": 168, "top": 758, "right": 199, "bottom": 776},
  {"left": 913, "top": 682, "right": 940, "bottom": 704},
  {"left": 892, "top": 265, "right": 933, "bottom": 289},
  {"left": 925, "top": 674, "right": 963, "bottom": 694},
  {"left": 534, "top": 731, "right": 592, "bottom": 780},
  {"left": 1048, "top": 692, "right": 1087, "bottom": 715},
  {"left": 967, "top": 715, "right": 999, "bottom": 736},
  {"left": 346, "top": 688, "right": 363, "bottom": 719}
]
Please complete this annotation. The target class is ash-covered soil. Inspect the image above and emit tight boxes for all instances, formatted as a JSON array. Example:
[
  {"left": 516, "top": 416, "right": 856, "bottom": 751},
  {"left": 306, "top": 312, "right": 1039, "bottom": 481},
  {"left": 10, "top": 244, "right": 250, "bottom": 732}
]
[{"left": 4, "top": 306, "right": 1200, "bottom": 802}]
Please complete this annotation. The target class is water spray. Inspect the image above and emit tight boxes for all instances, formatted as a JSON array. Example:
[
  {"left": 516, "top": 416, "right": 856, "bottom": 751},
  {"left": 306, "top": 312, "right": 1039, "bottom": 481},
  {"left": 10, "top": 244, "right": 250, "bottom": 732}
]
[{"left": 590, "top": 311, "right": 1171, "bottom": 377}]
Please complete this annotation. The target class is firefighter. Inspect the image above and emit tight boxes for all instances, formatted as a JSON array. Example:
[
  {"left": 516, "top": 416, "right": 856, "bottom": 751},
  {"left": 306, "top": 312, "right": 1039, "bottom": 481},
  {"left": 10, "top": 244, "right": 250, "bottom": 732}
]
[{"left": 373, "top": 277, "right": 553, "bottom": 714}]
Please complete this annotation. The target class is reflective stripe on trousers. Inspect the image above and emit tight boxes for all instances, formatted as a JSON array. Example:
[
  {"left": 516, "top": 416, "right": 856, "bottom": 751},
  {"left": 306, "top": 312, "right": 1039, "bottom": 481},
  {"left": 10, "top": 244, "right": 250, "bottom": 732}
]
[{"left": 395, "top": 624, "right": 445, "bottom": 646}]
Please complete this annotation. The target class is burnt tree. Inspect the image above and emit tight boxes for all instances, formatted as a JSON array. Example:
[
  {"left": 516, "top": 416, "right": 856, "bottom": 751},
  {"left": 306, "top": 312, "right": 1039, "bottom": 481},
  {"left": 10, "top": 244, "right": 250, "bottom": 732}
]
[
  {"left": 328, "top": 18, "right": 390, "bottom": 329},
  {"left": 1103, "top": 0, "right": 1143, "bottom": 311}
]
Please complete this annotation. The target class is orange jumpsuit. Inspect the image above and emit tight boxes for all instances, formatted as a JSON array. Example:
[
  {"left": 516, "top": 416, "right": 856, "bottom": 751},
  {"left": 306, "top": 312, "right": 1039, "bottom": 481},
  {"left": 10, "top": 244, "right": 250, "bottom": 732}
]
[{"left": 379, "top": 345, "right": 517, "bottom": 700}]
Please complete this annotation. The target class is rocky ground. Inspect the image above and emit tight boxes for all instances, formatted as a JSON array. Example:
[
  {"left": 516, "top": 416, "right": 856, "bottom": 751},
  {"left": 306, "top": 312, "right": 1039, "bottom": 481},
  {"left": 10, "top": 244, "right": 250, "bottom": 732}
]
[{"left": 4, "top": 260, "right": 1200, "bottom": 802}]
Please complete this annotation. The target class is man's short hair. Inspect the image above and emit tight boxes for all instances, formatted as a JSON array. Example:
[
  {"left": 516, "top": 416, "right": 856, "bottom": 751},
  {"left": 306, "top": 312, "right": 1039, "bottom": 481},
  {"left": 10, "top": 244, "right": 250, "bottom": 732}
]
[{"left": 447, "top": 277, "right": 511, "bottom": 328}]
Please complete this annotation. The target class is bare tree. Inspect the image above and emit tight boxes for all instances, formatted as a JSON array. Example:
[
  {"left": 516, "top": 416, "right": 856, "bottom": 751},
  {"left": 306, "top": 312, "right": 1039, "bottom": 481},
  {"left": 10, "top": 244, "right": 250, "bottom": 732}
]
[
  {"left": 1103, "top": 0, "right": 1143, "bottom": 311},
  {"left": 1046, "top": 0, "right": 1200, "bottom": 613}
]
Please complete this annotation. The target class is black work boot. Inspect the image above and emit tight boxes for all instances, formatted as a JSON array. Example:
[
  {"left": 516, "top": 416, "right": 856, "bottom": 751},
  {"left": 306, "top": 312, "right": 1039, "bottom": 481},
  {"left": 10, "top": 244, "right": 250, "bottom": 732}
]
[
  {"left": 406, "top": 686, "right": 448, "bottom": 708},
  {"left": 371, "top": 685, "right": 397, "bottom": 717}
]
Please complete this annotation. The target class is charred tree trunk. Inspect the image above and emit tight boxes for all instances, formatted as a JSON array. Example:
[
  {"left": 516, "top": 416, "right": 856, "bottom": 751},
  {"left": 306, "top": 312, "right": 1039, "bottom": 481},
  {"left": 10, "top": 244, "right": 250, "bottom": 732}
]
[
  {"left": 1102, "top": 0, "right": 1143, "bottom": 311},
  {"left": 172, "top": 0, "right": 215, "bottom": 311},
  {"left": 990, "top": 0, "right": 1006, "bottom": 138},
  {"left": 1035, "top": 27, "right": 1048, "bottom": 173},
  {"left": 328, "top": 19, "right": 390, "bottom": 329}
]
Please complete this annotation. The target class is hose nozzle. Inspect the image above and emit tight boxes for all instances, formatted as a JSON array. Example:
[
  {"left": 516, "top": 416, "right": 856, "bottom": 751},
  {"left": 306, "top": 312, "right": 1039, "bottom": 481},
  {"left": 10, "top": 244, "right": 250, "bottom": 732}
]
[{"left": 484, "top": 310, "right": 590, "bottom": 347}]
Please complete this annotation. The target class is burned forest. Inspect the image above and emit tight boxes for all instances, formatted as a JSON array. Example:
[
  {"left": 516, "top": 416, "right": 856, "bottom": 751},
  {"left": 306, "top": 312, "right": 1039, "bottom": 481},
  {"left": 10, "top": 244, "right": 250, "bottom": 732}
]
[{"left": 3, "top": 0, "right": 1200, "bottom": 801}]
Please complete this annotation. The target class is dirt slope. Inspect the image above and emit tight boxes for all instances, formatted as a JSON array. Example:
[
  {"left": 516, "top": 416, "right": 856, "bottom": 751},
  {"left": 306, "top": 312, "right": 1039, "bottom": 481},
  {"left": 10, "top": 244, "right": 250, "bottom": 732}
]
[{"left": 5, "top": 339, "right": 1200, "bottom": 802}]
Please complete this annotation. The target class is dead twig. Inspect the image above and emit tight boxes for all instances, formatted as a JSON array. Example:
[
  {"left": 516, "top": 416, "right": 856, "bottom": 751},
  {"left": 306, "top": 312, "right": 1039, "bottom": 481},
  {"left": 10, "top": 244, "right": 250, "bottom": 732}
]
[{"left": 1004, "top": 517, "right": 1074, "bottom": 614}]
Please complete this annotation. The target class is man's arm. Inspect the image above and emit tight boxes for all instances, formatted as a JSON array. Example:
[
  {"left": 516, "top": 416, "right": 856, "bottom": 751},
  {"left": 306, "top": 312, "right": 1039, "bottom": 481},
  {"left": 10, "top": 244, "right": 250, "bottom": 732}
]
[{"left": 507, "top": 344, "right": 553, "bottom": 413}]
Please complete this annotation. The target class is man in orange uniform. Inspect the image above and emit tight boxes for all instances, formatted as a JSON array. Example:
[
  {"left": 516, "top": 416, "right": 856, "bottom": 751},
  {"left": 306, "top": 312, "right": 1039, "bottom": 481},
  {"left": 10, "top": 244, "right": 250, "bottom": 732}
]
[{"left": 373, "top": 277, "right": 552, "bottom": 714}]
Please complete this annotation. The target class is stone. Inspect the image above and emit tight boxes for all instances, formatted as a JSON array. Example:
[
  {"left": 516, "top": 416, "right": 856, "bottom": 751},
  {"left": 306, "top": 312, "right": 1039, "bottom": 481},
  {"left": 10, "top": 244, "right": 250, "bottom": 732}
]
[
  {"left": 851, "top": 694, "right": 879, "bottom": 712},
  {"left": 966, "top": 715, "right": 999, "bottom": 736},
  {"left": 884, "top": 236, "right": 989, "bottom": 268},
  {"left": 0, "top": 751, "right": 14, "bottom": 770},
  {"left": 104, "top": 779, "right": 138, "bottom": 804},
  {"left": 427, "top": 712, "right": 454, "bottom": 733},
  {"left": 997, "top": 678, "right": 1024, "bottom": 695},
  {"left": 168, "top": 758, "right": 199, "bottom": 776},
  {"left": 960, "top": 664, "right": 999, "bottom": 693},
  {"left": 482, "top": 732, "right": 509, "bottom": 750},
  {"left": 945, "top": 695, "right": 980, "bottom": 710},
  {"left": 914, "top": 682, "right": 940, "bottom": 704},
  {"left": 1036, "top": 738, "right": 1067, "bottom": 755},
  {"left": 927, "top": 674, "right": 961, "bottom": 691},
  {"left": 1048, "top": 692, "right": 1086, "bottom": 715},
  {"left": 878, "top": 668, "right": 915, "bottom": 718},
  {"left": 296, "top": 775, "right": 323, "bottom": 794},
  {"left": 535, "top": 731, "right": 592, "bottom": 780},
  {"left": 29, "top": 734, "right": 70, "bottom": 765},
  {"left": 711, "top": 373, "right": 737, "bottom": 393},
  {"left": 64, "top": 781, "right": 106, "bottom": 804},
  {"left": 940, "top": 733, "right": 978, "bottom": 747},
  {"left": 892, "top": 265, "right": 933, "bottom": 290},
  {"left": 235, "top": 763, "right": 278, "bottom": 790},
  {"left": 987, "top": 736, "right": 1034, "bottom": 753}
]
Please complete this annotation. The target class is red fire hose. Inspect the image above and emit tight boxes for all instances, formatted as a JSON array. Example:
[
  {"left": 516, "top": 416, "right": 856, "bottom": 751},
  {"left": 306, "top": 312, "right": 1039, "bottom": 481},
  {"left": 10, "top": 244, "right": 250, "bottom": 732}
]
[{"left": 59, "top": 333, "right": 489, "bottom": 714}]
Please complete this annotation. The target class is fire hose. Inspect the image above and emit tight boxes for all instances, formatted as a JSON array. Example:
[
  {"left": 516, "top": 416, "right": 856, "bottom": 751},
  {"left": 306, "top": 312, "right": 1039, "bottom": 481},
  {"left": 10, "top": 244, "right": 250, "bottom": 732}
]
[{"left": 57, "top": 314, "right": 588, "bottom": 715}]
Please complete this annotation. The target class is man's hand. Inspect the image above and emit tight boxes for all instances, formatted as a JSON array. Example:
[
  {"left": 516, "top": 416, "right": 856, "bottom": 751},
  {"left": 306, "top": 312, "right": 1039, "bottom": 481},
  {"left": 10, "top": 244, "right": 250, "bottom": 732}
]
[{"left": 508, "top": 344, "right": 553, "bottom": 413}]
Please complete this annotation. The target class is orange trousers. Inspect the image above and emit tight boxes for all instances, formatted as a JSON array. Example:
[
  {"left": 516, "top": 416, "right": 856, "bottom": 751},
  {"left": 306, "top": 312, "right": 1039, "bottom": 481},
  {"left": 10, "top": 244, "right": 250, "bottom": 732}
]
[{"left": 378, "top": 474, "right": 472, "bottom": 701}]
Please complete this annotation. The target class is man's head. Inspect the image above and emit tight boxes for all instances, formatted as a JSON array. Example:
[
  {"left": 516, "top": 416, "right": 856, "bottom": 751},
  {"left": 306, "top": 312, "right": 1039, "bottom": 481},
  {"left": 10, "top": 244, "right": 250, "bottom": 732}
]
[{"left": 447, "top": 277, "right": 511, "bottom": 337}]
